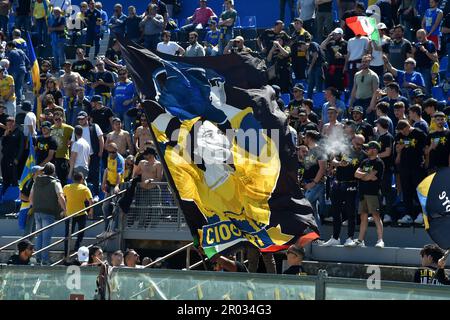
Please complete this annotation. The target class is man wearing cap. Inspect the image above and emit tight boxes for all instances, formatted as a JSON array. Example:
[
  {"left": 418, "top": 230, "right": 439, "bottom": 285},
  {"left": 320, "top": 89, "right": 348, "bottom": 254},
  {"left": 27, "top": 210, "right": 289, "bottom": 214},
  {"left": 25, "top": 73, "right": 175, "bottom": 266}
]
[
  {"left": 287, "top": 84, "right": 305, "bottom": 112},
  {"left": 71, "top": 111, "right": 104, "bottom": 196},
  {"left": 425, "top": 112, "right": 450, "bottom": 173},
  {"left": 384, "top": 55, "right": 425, "bottom": 98},
  {"left": 411, "top": 88, "right": 427, "bottom": 106},
  {"left": 106, "top": 118, "right": 133, "bottom": 157},
  {"left": 35, "top": 121, "right": 57, "bottom": 167},
  {"left": 321, "top": 28, "right": 348, "bottom": 91},
  {"left": 30, "top": 163, "right": 66, "bottom": 265},
  {"left": 386, "top": 25, "right": 413, "bottom": 70},
  {"left": 181, "top": 0, "right": 217, "bottom": 35},
  {"left": 223, "top": 36, "right": 252, "bottom": 55},
  {"left": 203, "top": 19, "right": 220, "bottom": 56},
  {"left": 375, "top": 116, "right": 395, "bottom": 224},
  {"left": 283, "top": 245, "right": 307, "bottom": 275},
  {"left": 48, "top": 7, "right": 67, "bottom": 71},
  {"left": 350, "top": 141, "right": 385, "bottom": 248},
  {"left": 51, "top": 111, "right": 74, "bottom": 186},
  {"left": 90, "top": 94, "right": 114, "bottom": 134},
  {"left": 352, "top": 105, "right": 374, "bottom": 142},
  {"left": 290, "top": 18, "right": 312, "bottom": 43},
  {"left": 63, "top": 171, "right": 93, "bottom": 255},
  {"left": 395, "top": 119, "right": 427, "bottom": 225},
  {"left": 1, "top": 117, "right": 24, "bottom": 192},
  {"left": 0, "top": 64, "right": 16, "bottom": 117},
  {"left": 7, "top": 240, "right": 34, "bottom": 265}
]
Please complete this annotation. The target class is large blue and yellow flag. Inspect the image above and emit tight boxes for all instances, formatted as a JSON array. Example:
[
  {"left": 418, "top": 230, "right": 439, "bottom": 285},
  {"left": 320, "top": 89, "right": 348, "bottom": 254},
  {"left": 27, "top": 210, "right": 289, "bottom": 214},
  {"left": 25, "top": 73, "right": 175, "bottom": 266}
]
[
  {"left": 417, "top": 167, "right": 450, "bottom": 249},
  {"left": 26, "top": 32, "right": 41, "bottom": 96},
  {"left": 19, "top": 135, "right": 36, "bottom": 190},
  {"left": 119, "top": 38, "right": 319, "bottom": 259}
]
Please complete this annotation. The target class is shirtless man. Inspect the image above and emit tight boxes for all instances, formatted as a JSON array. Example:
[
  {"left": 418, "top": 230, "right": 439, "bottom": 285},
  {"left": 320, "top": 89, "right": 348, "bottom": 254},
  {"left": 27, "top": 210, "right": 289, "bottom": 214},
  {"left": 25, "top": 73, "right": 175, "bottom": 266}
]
[
  {"left": 105, "top": 118, "right": 133, "bottom": 157},
  {"left": 59, "top": 61, "right": 85, "bottom": 100},
  {"left": 134, "top": 114, "right": 153, "bottom": 153},
  {"left": 133, "top": 147, "right": 163, "bottom": 190}
]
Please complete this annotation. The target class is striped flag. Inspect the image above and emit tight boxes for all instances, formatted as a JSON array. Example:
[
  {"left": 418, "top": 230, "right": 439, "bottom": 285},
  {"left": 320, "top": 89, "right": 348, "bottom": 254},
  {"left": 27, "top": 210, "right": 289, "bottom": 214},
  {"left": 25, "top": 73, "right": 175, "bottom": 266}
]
[
  {"left": 19, "top": 135, "right": 36, "bottom": 190},
  {"left": 17, "top": 201, "right": 31, "bottom": 230},
  {"left": 345, "top": 16, "right": 381, "bottom": 44},
  {"left": 26, "top": 32, "right": 41, "bottom": 96}
]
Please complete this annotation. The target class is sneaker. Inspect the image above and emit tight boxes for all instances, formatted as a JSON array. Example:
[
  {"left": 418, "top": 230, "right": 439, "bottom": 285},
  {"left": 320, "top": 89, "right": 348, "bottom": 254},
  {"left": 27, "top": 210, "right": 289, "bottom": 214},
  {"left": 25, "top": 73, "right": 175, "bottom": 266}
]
[
  {"left": 344, "top": 237, "right": 354, "bottom": 246},
  {"left": 93, "top": 196, "right": 100, "bottom": 203},
  {"left": 312, "top": 239, "right": 325, "bottom": 245},
  {"left": 414, "top": 214, "right": 424, "bottom": 225},
  {"left": 368, "top": 217, "right": 374, "bottom": 223},
  {"left": 397, "top": 215, "right": 413, "bottom": 225},
  {"left": 346, "top": 239, "right": 365, "bottom": 247},
  {"left": 105, "top": 231, "right": 115, "bottom": 238},
  {"left": 375, "top": 239, "right": 385, "bottom": 248},
  {"left": 96, "top": 231, "right": 107, "bottom": 239},
  {"left": 383, "top": 214, "right": 392, "bottom": 224},
  {"left": 323, "top": 217, "right": 333, "bottom": 223},
  {"left": 341, "top": 220, "right": 348, "bottom": 226},
  {"left": 320, "top": 237, "right": 341, "bottom": 247}
]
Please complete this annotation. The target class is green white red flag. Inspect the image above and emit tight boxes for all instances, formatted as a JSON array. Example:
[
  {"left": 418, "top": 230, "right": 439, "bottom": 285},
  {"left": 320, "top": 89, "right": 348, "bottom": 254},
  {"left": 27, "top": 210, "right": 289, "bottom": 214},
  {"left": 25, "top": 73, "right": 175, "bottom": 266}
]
[{"left": 345, "top": 16, "right": 381, "bottom": 44}]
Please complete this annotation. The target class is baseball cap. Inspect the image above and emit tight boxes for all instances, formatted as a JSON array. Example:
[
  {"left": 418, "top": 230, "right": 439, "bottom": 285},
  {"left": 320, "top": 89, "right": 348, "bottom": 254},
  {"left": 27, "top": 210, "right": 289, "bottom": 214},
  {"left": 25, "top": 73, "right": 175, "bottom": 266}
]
[
  {"left": 77, "top": 246, "right": 89, "bottom": 263},
  {"left": 31, "top": 165, "right": 44, "bottom": 174},
  {"left": 363, "top": 141, "right": 381, "bottom": 151},
  {"left": 287, "top": 244, "right": 305, "bottom": 257},
  {"left": 6, "top": 116, "right": 14, "bottom": 122},
  {"left": 41, "top": 121, "right": 52, "bottom": 129},
  {"left": 293, "top": 83, "right": 305, "bottom": 92},
  {"left": 383, "top": 72, "right": 394, "bottom": 82},
  {"left": 332, "top": 27, "right": 344, "bottom": 35},
  {"left": 352, "top": 106, "right": 364, "bottom": 114},
  {"left": 433, "top": 111, "right": 446, "bottom": 118},
  {"left": 412, "top": 88, "right": 425, "bottom": 98},
  {"left": 77, "top": 111, "right": 88, "bottom": 119},
  {"left": 21, "top": 100, "right": 32, "bottom": 112},
  {"left": 377, "top": 22, "right": 387, "bottom": 30},
  {"left": 298, "top": 108, "right": 307, "bottom": 116},
  {"left": 143, "top": 147, "right": 157, "bottom": 156},
  {"left": 327, "top": 106, "right": 338, "bottom": 112},
  {"left": 112, "top": 117, "right": 121, "bottom": 123},
  {"left": 91, "top": 95, "right": 102, "bottom": 103}
]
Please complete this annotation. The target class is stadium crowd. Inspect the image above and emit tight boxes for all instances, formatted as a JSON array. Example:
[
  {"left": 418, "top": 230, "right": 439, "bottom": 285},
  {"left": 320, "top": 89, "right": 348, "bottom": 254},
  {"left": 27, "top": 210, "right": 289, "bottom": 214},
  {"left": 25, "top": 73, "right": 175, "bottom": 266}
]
[{"left": 0, "top": 0, "right": 447, "bottom": 274}]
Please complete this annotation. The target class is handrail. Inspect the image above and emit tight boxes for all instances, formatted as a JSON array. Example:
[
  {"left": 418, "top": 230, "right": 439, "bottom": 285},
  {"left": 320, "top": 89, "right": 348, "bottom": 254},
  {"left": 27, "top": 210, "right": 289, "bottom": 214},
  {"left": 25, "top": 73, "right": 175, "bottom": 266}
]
[
  {"left": 142, "top": 242, "right": 194, "bottom": 268},
  {"left": 0, "top": 189, "right": 126, "bottom": 253}
]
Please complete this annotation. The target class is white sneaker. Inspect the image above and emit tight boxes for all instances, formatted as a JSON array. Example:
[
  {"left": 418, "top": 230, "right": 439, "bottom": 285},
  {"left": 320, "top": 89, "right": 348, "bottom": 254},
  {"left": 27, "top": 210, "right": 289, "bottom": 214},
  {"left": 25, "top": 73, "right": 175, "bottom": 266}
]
[
  {"left": 397, "top": 215, "right": 413, "bottom": 225},
  {"left": 375, "top": 239, "right": 385, "bottom": 248},
  {"left": 96, "top": 231, "right": 107, "bottom": 239},
  {"left": 414, "top": 214, "right": 424, "bottom": 225},
  {"left": 323, "top": 217, "right": 333, "bottom": 223},
  {"left": 383, "top": 214, "right": 392, "bottom": 224},
  {"left": 368, "top": 217, "right": 374, "bottom": 223},
  {"left": 320, "top": 237, "right": 341, "bottom": 247},
  {"left": 341, "top": 220, "right": 348, "bottom": 226},
  {"left": 346, "top": 239, "right": 365, "bottom": 247},
  {"left": 343, "top": 237, "right": 354, "bottom": 247},
  {"left": 105, "top": 231, "right": 115, "bottom": 238},
  {"left": 93, "top": 196, "right": 100, "bottom": 203}
]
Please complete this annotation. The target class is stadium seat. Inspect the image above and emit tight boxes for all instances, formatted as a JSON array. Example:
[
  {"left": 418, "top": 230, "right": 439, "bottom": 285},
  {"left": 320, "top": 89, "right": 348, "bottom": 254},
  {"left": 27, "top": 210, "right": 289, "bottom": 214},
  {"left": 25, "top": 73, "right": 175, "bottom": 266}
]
[
  {"left": 233, "top": 16, "right": 242, "bottom": 36},
  {"left": 241, "top": 16, "right": 257, "bottom": 39},
  {"left": 440, "top": 56, "right": 448, "bottom": 73},
  {"left": 312, "top": 91, "right": 325, "bottom": 109},
  {"left": 1, "top": 186, "right": 20, "bottom": 202},
  {"left": 281, "top": 93, "right": 291, "bottom": 106},
  {"left": 244, "top": 39, "right": 258, "bottom": 51},
  {"left": 432, "top": 86, "right": 445, "bottom": 102}
]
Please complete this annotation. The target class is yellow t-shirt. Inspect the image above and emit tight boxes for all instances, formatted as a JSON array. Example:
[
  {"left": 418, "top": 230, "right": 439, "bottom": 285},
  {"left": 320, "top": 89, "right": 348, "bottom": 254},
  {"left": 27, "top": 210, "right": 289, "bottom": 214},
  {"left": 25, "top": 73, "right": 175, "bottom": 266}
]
[
  {"left": 63, "top": 183, "right": 93, "bottom": 217},
  {"left": 33, "top": 1, "right": 50, "bottom": 20},
  {"left": 0, "top": 75, "right": 15, "bottom": 101}
]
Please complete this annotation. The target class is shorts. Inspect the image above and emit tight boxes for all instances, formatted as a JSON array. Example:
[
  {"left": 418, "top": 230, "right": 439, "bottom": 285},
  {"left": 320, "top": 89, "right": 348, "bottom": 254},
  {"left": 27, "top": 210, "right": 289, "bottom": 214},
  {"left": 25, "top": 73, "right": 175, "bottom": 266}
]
[{"left": 358, "top": 195, "right": 380, "bottom": 214}]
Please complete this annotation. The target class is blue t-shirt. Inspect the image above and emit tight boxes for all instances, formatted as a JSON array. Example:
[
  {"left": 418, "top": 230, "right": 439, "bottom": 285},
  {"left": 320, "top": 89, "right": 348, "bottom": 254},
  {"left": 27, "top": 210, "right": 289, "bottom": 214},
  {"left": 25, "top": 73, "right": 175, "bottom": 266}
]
[
  {"left": 322, "top": 100, "right": 346, "bottom": 123},
  {"left": 204, "top": 30, "right": 220, "bottom": 46},
  {"left": 114, "top": 81, "right": 136, "bottom": 114},
  {"left": 7, "top": 49, "right": 29, "bottom": 73},
  {"left": 396, "top": 70, "right": 425, "bottom": 97},
  {"left": 109, "top": 13, "right": 127, "bottom": 35},
  {"left": 414, "top": 119, "right": 429, "bottom": 134},
  {"left": 424, "top": 8, "right": 443, "bottom": 36},
  {"left": 49, "top": 15, "right": 66, "bottom": 43}
]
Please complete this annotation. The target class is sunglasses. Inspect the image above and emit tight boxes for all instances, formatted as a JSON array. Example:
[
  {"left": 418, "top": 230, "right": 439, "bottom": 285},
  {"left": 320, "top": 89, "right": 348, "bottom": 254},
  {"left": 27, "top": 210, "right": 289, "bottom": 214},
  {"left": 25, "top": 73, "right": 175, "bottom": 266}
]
[
  {"left": 54, "top": 118, "right": 62, "bottom": 122},
  {"left": 118, "top": 73, "right": 127, "bottom": 76}
]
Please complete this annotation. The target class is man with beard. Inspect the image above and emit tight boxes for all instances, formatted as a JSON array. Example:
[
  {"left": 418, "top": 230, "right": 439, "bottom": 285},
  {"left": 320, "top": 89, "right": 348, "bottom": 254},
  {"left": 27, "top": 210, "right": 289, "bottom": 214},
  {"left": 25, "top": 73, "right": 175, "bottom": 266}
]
[
  {"left": 425, "top": 112, "right": 450, "bottom": 173},
  {"left": 386, "top": 25, "right": 413, "bottom": 70},
  {"left": 352, "top": 105, "right": 373, "bottom": 142},
  {"left": 185, "top": 31, "right": 206, "bottom": 57}
]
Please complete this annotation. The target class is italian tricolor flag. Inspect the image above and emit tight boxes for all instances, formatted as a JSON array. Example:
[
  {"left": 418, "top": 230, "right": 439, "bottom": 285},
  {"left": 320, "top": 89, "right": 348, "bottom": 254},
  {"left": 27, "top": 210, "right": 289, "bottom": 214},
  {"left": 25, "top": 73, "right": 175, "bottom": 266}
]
[{"left": 345, "top": 16, "right": 381, "bottom": 44}]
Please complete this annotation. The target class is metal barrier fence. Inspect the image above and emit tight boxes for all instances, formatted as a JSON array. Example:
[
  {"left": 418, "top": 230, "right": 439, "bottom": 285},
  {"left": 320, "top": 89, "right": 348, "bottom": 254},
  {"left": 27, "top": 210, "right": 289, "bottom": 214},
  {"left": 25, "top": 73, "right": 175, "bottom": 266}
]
[{"left": 125, "top": 182, "right": 187, "bottom": 231}]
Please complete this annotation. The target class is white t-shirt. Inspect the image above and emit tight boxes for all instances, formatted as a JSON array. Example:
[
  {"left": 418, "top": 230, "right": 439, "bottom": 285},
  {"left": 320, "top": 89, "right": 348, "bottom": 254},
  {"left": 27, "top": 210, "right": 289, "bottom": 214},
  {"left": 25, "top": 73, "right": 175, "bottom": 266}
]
[
  {"left": 23, "top": 112, "right": 36, "bottom": 137},
  {"left": 347, "top": 36, "right": 369, "bottom": 61},
  {"left": 157, "top": 41, "right": 182, "bottom": 56},
  {"left": 71, "top": 137, "right": 91, "bottom": 170},
  {"left": 71, "top": 124, "right": 103, "bottom": 155}
]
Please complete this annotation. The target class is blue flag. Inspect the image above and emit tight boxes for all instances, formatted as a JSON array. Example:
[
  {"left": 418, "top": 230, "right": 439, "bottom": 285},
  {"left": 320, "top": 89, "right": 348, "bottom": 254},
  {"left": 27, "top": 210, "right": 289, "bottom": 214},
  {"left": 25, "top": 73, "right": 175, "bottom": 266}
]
[{"left": 19, "top": 135, "right": 36, "bottom": 190}]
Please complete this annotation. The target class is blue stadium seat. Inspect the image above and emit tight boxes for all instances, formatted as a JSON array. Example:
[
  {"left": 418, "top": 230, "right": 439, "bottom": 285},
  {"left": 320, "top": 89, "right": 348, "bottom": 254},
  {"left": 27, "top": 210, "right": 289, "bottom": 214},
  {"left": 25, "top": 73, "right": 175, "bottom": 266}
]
[
  {"left": 281, "top": 93, "right": 291, "bottom": 106},
  {"left": 233, "top": 16, "right": 242, "bottom": 36},
  {"left": 1, "top": 186, "right": 20, "bottom": 202},
  {"left": 432, "top": 86, "right": 445, "bottom": 102},
  {"left": 440, "top": 56, "right": 448, "bottom": 73},
  {"left": 312, "top": 92, "right": 325, "bottom": 109},
  {"left": 241, "top": 16, "right": 257, "bottom": 39}
]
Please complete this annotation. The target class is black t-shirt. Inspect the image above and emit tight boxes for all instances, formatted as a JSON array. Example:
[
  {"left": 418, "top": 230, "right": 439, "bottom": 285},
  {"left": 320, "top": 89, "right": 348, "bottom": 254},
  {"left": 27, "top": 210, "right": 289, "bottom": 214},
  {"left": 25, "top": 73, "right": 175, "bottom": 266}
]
[
  {"left": 298, "top": 121, "right": 319, "bottom": 135},
  {"left": 303, "top": 146, "right": 327, "bottom": 181},
  {"left": 283, "top": 265, "right": 307, "bottom": 275},
  {"left": 21, "top": 178, "right": 34, "bottom": 198},
  {"left": 318, "top": 0, "right": 332, "bottom": 12},
  {"left": 354, "top": 121, "right": 373, "bottom": 142},
  {"left": 35, "top": 135, "right": 58, "bottom": 165},
  {"left": 287, "top": 99, "right": 303, "bottom": 111},
  {"left": 358, "top": 157, "right": 384, "bottom": 195},
  {"left": 0, "top": 112, "right": 8, "bottom": 136},
  {"left": 326, "top": 39, "right": 348, "bottom": 66},
  {"left": 377, "top": 131, "right": 394, "bottom": 169},
  {"left": 308, "top": 111, "right": 320, "bottom": 125},
  {"left": 414, "top": 267, "right": 450, "bottom": 285},
  {"left": 395, "top": 128, "right": 427, "bottom": 168},
  {"left": 290, "top": 42, "right": 308, "bottom": 79},
  {"left": 259, "top": 29, "right": 290, "bottom": 52},
  {"left": 444, "top": 12, "right": 450, "bottom": 44},
  {"left": 39, "top": 71, "right": 52, "bottom": 89},
  {"left": 7, "top": 254, "right": 30, "bottom": 265},
  {"left": 414, "top": 40, "right": 437, "bottom": 69},
  {"left": 336, "top": 148, "right": 366, "bottom": 181},
  {"left": 307, "top": 42, "right": 324, "bottom": 67},
  {"left": 427, "top": 130, "right": 450, "bottom": 169},
  {"left": 72, "top": 60, "right": 95, "bottom": 80},
  {"left": 94, "top": 71, "right": 114, "bottom": 95},
  {"left": 16, "top": 0, "right": 32, "bottom": 16},
  {"left": 90, "top": 106, "right": 114, "bottom": 133},
  {"left": 48, "top": 89, "right": 63, "bottom": 105},
  {"left": 84, "top": 8, "right": 102, "bottom": 32},
  {"left": 105, "top": 48, "right": 122, "bottom": 72}
]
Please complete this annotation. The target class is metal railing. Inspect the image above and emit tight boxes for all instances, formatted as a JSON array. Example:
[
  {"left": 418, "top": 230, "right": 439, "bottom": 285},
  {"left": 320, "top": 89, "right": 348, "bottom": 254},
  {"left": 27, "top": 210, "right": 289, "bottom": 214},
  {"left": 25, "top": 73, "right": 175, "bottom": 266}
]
[{"left": 0, "top": 189, "right": 127, "bottom": 261}]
